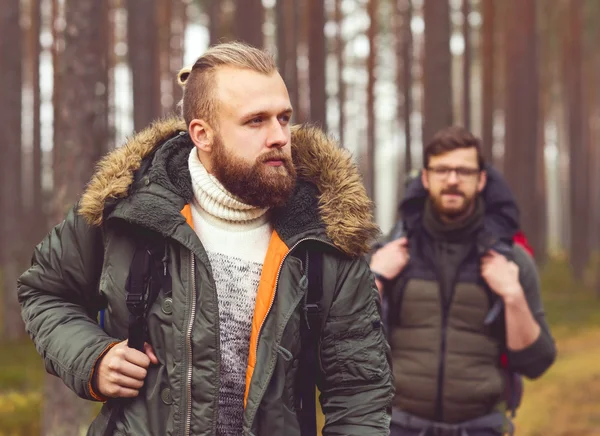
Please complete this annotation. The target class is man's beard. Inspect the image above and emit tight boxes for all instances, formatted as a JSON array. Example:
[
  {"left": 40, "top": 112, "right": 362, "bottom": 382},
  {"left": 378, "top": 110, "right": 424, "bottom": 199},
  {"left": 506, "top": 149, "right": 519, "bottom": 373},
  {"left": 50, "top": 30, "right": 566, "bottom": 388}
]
[
  {"left": 211, "top": 135, "right": 297, "bottom": 208},
  {"left": 430, "top": 187, "right": 476, "bottom": 221}
]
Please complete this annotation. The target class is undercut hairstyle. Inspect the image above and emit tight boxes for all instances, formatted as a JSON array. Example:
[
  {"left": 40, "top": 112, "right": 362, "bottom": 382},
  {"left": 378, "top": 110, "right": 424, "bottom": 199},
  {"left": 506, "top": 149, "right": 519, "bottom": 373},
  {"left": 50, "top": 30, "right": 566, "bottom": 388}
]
[
  {"left": 423, "top": 126, "right": 486, "bottom": 170},
  {"left": 177, "top": 42, "right": 277, "bottom": 128}
]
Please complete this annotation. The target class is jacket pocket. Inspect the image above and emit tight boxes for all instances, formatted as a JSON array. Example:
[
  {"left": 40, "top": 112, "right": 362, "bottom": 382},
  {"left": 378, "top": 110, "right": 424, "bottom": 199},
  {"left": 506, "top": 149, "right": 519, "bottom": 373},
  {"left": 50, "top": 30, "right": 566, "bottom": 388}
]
[{"left": 320, "top": 309, "right": 387, "bottom": 387}]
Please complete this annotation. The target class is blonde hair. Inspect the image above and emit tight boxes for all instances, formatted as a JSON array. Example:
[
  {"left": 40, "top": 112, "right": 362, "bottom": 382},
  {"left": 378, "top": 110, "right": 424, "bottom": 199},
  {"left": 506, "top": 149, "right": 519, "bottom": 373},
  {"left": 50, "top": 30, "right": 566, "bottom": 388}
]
[{"left": 177, "top": 42, "right": 277, "bottom": 127}]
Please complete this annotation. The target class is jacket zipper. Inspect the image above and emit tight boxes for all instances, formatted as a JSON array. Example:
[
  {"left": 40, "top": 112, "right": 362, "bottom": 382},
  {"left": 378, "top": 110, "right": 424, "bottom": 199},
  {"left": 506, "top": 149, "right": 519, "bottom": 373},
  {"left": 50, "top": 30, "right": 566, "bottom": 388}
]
[
  {"left": 434, "top": 243, "right": 464, "bottom": 422},
  {"left": 435, "top": 300, "right": 448, "bottom": 421},
  {"left": 248, "top": 237, "right": 335, "bottom": 425},
  {"left": 253, "top": 237, "right": 333, "bottom": 367},
  {"left": 184, "top": 253, "right": 197, "bottom": 436}
]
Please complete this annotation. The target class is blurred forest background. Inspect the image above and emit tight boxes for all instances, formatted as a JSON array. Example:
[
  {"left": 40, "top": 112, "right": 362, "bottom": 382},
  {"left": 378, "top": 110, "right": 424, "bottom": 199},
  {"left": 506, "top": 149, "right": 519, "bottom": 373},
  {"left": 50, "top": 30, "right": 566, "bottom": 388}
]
[{"left": 1, "top": 0, "right": 600, "bottom": 434}]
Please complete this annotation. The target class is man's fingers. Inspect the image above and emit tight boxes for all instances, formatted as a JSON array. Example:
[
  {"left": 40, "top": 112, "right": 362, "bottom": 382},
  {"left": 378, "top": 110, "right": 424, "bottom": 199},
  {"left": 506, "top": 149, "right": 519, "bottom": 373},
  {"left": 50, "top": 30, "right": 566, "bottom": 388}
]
[
  {"left": 144, "top": 343, "right": 159, "bottom": 365},
  {"left": 115, "top": 360, "right": 148, "bottom": 380},
  {"left": 108, "top": 372, "right": 145, "bottom": 389},
  {"left": 123, "top": 347, "right": 151, "bottom": 368},
  {"left": 116, "top": 387, "right": 140, "bottom": 398}
]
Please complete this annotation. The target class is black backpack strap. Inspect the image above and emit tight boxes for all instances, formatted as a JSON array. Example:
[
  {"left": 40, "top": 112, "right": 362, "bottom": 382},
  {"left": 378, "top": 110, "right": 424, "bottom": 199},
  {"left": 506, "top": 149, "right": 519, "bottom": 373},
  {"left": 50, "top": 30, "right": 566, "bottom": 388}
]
[
  {"left": 298, "top": 247, "right": 328, "bottom": 436},
  {"left": 125, "top": 246, "right": 153, "bottom": 351},
  {"left": 125, "top": 238, "right": 167, "bottom": 351},
  {"left": 102, "top": 236, "right": 168, "bottom": 436}
]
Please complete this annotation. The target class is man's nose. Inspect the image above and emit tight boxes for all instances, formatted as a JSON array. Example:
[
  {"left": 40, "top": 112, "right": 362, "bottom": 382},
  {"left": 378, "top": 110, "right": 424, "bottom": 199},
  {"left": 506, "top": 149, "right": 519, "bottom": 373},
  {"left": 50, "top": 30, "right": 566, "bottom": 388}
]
[
  {"left": 446, "top": 170, "right": 459, "bottom": 184},
  {"left": 266, "top": 119, "right": 288, "bottom": 149}
]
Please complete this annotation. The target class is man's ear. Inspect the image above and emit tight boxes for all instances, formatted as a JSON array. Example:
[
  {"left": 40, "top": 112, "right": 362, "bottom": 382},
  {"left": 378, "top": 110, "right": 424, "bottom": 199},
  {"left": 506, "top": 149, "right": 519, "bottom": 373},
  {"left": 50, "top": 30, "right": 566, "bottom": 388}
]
[
  {"left": 421, "top": 168, "right": 430, "bottom": 190},
  {"left": 189, "top": 119, "right": 214, "bottom": 153},
  {"left": 477, "top": 170, "right": 487, "bottom": 193}
]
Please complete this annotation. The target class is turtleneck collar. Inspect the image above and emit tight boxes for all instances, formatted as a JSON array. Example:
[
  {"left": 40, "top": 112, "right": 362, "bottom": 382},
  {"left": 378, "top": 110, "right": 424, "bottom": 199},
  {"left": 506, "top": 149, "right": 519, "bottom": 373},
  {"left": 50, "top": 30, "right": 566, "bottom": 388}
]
[{"left": 188, "top": 148, "right": 269, "bottom": 229}]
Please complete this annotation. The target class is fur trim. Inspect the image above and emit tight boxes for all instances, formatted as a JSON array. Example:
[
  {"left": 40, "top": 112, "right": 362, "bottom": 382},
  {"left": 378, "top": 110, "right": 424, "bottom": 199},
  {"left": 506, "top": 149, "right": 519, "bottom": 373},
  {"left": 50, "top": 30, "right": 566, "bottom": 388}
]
[
  {"left": 290, "top": 125, "right": 380, "bottom": 256},
  {"left": 79, "top": 118, "right": 379, "bottom": 256},
  {"left": 78, "top": 117, "right": 186, "bottom": 226}
]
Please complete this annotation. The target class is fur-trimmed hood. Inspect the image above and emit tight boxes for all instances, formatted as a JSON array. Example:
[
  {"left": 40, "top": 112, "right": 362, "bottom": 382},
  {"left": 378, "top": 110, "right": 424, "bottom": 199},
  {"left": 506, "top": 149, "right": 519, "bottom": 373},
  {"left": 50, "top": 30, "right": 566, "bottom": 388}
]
[{"left": 79, "top": 118, "right": 379, "bottom": 257}]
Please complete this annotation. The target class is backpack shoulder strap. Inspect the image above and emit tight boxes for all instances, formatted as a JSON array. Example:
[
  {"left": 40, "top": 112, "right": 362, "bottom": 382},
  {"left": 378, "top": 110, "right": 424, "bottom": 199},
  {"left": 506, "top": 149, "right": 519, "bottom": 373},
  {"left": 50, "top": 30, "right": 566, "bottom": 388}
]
[
  {"left": 102, "top": 234, "right": 168, "bottom": 436},
  {"left": 298, "top": 247, "right": 331, "bottom": 436},
  {"left": 125, "top": 233, "right": 168, "bottom": 351}
]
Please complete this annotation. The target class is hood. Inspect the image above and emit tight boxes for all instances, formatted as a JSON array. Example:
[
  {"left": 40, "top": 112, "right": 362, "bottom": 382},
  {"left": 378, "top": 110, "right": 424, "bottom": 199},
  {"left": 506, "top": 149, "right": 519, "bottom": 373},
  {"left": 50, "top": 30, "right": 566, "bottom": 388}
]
[
  {"left": 78, "top": 118, "right": 379, "bottom": 257},
  {"left": 399, "top": 165, "right": 520, "bottom": 244}
]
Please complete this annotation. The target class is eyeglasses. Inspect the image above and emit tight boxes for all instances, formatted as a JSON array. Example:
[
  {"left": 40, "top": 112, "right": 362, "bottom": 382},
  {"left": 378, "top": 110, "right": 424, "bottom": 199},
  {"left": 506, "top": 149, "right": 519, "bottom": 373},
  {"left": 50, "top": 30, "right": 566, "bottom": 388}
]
[{"left": 427, "top": 166, "right": 480, "bottom": 180}]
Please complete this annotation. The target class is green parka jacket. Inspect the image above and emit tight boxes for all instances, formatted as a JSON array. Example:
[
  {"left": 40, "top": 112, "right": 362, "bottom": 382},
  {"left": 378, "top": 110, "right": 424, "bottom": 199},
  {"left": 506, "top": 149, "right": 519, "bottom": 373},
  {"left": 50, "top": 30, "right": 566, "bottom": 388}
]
[{"left": 18, "top": 119, "right": 394, "bottom": 436}]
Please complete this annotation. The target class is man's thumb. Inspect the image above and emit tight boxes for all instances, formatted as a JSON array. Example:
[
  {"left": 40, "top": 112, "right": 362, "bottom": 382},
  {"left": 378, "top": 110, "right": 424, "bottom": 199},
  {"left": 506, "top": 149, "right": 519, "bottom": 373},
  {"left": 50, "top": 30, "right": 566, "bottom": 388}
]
[{"left": 144, "top": 342, "right": 159, "bottom": 365}]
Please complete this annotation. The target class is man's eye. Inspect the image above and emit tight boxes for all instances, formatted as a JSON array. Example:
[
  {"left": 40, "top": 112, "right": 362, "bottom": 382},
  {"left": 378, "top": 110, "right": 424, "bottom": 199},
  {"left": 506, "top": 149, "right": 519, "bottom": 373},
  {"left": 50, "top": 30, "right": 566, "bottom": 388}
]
[
  {"left": 248, "top": 117, "right": 263, "bottom": 125},
  {"left": 457, "top": 168, "right": 479, "bottom": 176},
  {"left": 279, "top": 114, "right": 291, "bottom": 123}
]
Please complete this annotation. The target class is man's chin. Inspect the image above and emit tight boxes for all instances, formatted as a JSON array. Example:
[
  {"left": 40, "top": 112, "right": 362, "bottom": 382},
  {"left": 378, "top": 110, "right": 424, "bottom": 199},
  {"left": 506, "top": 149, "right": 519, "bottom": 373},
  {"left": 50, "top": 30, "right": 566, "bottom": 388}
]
[{"left": 264, "top": 165, "right": 289, "bottom": 176}]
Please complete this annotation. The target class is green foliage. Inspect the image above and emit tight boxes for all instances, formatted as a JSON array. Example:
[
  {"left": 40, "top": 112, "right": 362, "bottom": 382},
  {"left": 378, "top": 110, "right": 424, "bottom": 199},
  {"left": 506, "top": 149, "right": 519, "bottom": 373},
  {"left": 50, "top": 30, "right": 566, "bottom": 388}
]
[
  {"left": 0, "top": 340, "right": 44, "bottom": 391},
  {"left": 0, "top": 391, "right": 42, "bottom": 436},
  {"left": 0, "top": 340, "right": 101, "bottom": 435}
]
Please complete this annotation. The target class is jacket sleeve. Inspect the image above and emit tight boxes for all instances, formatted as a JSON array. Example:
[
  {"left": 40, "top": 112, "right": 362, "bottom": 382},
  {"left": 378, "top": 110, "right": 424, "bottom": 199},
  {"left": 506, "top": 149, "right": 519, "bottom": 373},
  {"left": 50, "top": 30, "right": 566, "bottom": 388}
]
[
  {"left": 17, "top": 204, "right": 117, "bottom": 401},
  {"left": 506, "top": 245, "right": 557, "bottom": 379},
  {"left": 318, "top": 256, "right": 394, "bottom": 435}
]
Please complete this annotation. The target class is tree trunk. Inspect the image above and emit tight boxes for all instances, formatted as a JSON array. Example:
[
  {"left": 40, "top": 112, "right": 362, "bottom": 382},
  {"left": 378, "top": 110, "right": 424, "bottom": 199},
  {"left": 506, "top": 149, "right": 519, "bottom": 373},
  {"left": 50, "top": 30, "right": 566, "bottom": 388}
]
[
  {"left": 590, "top": 5, "right": 600, "bottom": 291},
  {"left": 365, "top": 0, "right": 378, "bottom": 201},
  {"left": 44, "top": 0, "right": 110, "bottom": 430},
  {"left": 462, "top": 0, "right": 471, "bottom": 131},
  {"left": 481, "top": 0, "right": 494, "bottom": 165},
  {"left": 289, "top": 0, "right": 302, "bottom": 122},
  {"left": 308, "top": 0, "right": 326, "bottom": 129},
  {"left": 209, "top": 0, "right": 221, "bottom": 46},
  {"left": 0, "top": 0, "right": 25, "bottom": 340},
  {"left": 276, "top": 0, "right": 299, "bottom": 114},
  {"left": 276, "top": 0, "right": 288, "bottom": 80},
  {"left": 107, "top": 0, "right": 118, "bottom": 151},
  {"left": 536, "top": 76, "right": 548, "bottom": 265},
  {"left": 403, "top": 0, "right": 413, "bottom": 176},
  {"left": 422, "top": 0, "right": 453, "bottom": 150},
  {"left": 335, "top": 0, "right": 345, "bottom": 146},
  {"left": 296, "top": 0, "right": 310, "bottom": 124},
  {"left": 158, "top": 0, "right": 172, "bottom": 114},
  {"left": 51, "top": 0, "right": 61, "bottom": 177},
  {"left": 171, "top": 0, "right": 187, "bottom": 111},
  {"left": 563, "top": 0, "right": 587, "bottom": 280},
  {"left": 127, "top": 0, "right": 161, "bottom": 132},
  {"left": 234, "top": 0, "right": 263, "bottom": 47},
  {"left": 395, "top": 0, "right": 413, "bottom": 208},
  {"left": 32, "top": 0, "right": 44, "bottom": 243},
  {"left": 503, "top": 0, "right": 541, "bottom": 258}
]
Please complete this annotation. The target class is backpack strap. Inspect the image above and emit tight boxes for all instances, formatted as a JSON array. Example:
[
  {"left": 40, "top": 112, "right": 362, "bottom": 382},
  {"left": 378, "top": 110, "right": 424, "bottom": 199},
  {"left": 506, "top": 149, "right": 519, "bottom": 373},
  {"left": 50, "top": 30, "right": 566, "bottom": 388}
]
[
  {"left": 102, "top": 235, "right": 169, "bottom": 436},
  {"left": 383, "top": 229, "right": 414, "bottom": 343},
  {"left": 126, "top": 237, "right": 168, "bottom": 351},
  {"left": 298, "top": 246, "right": 332, "bottom": 436},
  {"left": 125, "top": 245, "right": 154, "bottom": 351}
]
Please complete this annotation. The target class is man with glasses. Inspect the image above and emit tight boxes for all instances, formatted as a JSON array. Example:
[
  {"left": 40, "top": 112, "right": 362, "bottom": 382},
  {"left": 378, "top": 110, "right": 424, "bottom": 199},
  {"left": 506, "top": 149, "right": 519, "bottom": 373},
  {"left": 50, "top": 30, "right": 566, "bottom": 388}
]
[{"left": 370, "top": 126, "right": 556, "bottom": 435}]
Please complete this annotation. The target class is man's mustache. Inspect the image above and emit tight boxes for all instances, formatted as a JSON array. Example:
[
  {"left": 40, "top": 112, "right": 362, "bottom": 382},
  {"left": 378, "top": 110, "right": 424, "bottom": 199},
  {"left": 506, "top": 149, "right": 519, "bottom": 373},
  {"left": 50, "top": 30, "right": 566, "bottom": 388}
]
[
  {"left": 258, "top": 151, "right": 292, "bottom": 164},
  {"left": 441, "top": 188, "right": 465, "bottom": 197}
]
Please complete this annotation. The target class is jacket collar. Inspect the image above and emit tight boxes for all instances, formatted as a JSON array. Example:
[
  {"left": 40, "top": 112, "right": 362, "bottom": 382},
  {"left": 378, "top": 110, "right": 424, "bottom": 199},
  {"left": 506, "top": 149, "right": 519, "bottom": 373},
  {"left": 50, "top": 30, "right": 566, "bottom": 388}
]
[{"left": 78, "top": 118, "right": 380, "bottom": 257}]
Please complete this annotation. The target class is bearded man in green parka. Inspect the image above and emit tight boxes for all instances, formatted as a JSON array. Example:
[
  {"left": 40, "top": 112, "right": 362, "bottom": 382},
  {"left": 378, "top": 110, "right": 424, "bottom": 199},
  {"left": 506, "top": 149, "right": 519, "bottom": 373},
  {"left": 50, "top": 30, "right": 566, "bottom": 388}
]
[{"left": 18, "top": 42, "right": 394, "bottom": 436}]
